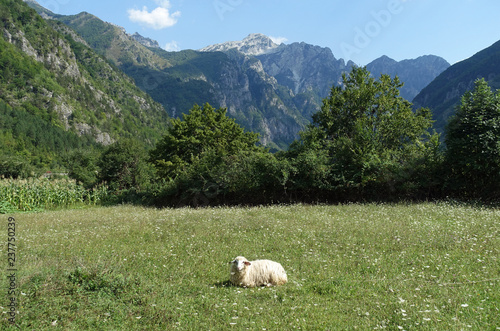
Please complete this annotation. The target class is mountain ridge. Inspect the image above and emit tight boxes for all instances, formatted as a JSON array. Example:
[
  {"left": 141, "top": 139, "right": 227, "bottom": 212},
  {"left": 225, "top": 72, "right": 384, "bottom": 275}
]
[
  {"left": 367, "top": 54, "right": 450, "bottom": 101},
  {"left": 2, "top": 0, "right": 169, "bottom": 147},
  {"left": 20, "top": 0, "right": 458, "bottom": 148},
  {"left": 413, "top": 39, "right": 500, "bottom": 133},
  {"left": 199, "top": 33, "right": 281, "bottom": 56}
]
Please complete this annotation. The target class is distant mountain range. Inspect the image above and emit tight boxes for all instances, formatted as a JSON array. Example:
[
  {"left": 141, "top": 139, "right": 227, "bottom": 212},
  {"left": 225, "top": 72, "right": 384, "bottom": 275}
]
[
  {"left": 413, "top": 39, "right": 500, "bottom": 133},
  {"left": 367, "top": 55, "right": 450, "bottom": 101},
  {"left": 6, "top": 0, "right": 474, "bottom": 151}
]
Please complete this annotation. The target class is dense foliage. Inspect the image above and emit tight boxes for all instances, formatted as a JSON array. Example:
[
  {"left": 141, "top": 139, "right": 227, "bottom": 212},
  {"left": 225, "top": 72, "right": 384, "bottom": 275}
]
[
  {"left": 445, "top": 79, "right": 500, "bottom": 199},
  {"left": 149, "top": 103, "right": 262, "bottom": 180},
  {"left": 3, "top": 66, "right": 500, "bottom": 205},
  {"left": 287, "top": 67, "right": 441, "bottom": 200},
  {"left": 1, "top": 0, "right": 498, "bottom": 206}
]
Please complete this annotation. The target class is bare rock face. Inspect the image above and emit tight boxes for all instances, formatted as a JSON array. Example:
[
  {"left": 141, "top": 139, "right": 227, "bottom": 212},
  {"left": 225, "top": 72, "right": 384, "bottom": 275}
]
[
  {"left": 130, "top": 32, "right": 160, "bottom": 49},
  {"left": 367, "top": 55, "right": 450, "bottom": 101},
  {"left": 257, "top": 42, "right": 353, "bottom": 97},
  {"left": 200, "top": 33, "right": 280, "bottom": 56}
]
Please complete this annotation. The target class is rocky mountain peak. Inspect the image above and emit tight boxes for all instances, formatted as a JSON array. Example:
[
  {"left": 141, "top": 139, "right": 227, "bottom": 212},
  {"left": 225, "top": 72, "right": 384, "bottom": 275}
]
[
  {"left": 130, "top": 32, "right": 160, "bottom": 48},
  {"left": 200, "top": 33, "right": 280, "bottom": 56},
  {"left": 367, "top": 55, "right": 450, "bottom": 101}
]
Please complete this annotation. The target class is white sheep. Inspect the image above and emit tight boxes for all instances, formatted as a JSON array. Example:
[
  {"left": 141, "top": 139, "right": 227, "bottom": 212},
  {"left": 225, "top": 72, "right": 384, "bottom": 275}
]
[{"left": 229, "top": 256, "right": 287, "bottom": 287}]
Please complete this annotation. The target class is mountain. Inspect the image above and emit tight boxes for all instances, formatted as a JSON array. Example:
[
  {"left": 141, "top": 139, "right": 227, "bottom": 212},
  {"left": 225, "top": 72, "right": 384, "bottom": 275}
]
[
  {"left": 130, "top": 32, "right": 161, "bottom": 49},
  {"left": 55, "top": 12, "right": 171, "bottom": 71},
  {"left": 256, "top": 42, "right": 354, "bottom": 99},
  {"left": 23, "top": 0, "right": 455, "bottom": 149},
  {"left": 1, "top": 0, "right": 168, "bottom": 149},
  {"left": 367, "top": 55, "right": 450, "bottom": 101},
  {"left": 44, "top": 16, "right": 311, "bottom": 148},
  {"left": 200, "top": 33, "right": 280, "bottom": 56},
  {"left": 200, "top": 35, "right": 448, "bottom": 121},
  {"left": 413, "top": 40, "right": 500, "bottom": 133}
]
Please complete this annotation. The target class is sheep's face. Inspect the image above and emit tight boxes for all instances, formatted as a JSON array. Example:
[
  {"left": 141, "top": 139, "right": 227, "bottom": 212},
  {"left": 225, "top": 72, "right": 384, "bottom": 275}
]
[{"left": 231, "top": 257, "right": 251, "bottom": 272}]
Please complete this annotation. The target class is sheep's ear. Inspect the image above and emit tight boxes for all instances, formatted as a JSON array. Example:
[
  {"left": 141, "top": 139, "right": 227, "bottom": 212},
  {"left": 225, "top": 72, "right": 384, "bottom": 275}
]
[{"left": 244, "top": 261, "right": 251, "bottom": 266}]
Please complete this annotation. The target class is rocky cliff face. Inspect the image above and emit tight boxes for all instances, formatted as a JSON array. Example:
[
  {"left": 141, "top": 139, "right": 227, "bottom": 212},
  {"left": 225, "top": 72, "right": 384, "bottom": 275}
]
[
  {"left": 200, "top": 33, "right": 280, "bottom": 56},
  {"left": 194, "top": 50, "right": 307, "bottom": 148},
  {"left": 257, "top": 42, "right": 354, "bottom": 97},
  {"left": 130, "top": 32, "right": 161, "bottom": 49},
  {"left": 367, "top": 55, "right": 450, "bottom": 101}
]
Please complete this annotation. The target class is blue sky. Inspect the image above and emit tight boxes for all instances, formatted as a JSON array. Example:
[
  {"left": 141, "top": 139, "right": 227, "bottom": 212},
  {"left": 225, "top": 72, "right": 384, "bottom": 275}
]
[{"left": 38, "top": 0, "right": 499, "bottom": 65}]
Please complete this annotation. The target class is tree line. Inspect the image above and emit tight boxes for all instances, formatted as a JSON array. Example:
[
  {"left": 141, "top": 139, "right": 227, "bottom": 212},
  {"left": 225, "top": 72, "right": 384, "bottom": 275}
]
[{"left": 2, "top": 67, "right": 499, "bottom": 205}]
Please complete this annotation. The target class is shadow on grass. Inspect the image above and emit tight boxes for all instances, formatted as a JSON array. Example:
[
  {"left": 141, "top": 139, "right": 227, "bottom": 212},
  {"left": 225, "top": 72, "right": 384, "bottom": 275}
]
[{"left": 213, "top": 280, "right": 234, "bottom": 288}]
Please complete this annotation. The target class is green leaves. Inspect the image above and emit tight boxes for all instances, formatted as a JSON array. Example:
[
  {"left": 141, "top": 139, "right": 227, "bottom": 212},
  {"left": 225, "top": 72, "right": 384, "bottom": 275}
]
[
  {"left": 292, "top": 66, "right": 438, "bottom": 198},
  {"left": 150, "top": 103, "right": 261, "bottom": 180},
  {"left": 445, "top": 79, "right": 500, "bottom": 198}
]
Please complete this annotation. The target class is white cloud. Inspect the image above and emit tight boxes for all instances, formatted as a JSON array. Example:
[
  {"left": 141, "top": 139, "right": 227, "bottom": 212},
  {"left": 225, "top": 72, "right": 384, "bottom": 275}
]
[
  {"left": 128, "top": 1, "right": 180, "bottom": 30},
  {"left": 164, "top": 40, "right": 180, "bottom": 52},
  {"left": 269, "top": 36, "right": 288, "bottom": 45}
]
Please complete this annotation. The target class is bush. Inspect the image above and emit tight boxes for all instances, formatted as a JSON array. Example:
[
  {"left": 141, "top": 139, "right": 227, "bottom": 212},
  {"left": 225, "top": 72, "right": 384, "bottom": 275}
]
[{"left": 153, "top": 150, "right": 292, "bottom": 206}]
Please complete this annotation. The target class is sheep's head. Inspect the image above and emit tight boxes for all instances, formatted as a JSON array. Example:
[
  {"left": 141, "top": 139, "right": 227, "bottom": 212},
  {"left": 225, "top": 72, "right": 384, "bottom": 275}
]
[{"left": 230, "top": 256, "right": 251, "bottom": 272}]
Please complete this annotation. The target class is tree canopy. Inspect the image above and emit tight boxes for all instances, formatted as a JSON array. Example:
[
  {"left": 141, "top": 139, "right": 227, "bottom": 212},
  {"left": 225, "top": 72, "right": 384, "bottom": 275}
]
[
  {"left": 149, "top": 103, "right": 262, "bottom": 180},
  {"left": 445, "top": 78, "right": 500, "bottom": 198},
  {"left": 288, "top": 66, "right": 439, "bottom": 197}
]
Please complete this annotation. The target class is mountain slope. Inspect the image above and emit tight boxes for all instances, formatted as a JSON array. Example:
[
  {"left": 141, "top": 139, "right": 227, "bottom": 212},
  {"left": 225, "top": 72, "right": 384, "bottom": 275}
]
[
  {"left": 367, "top": 55, "right": 450, "bottom": 101},
  {"left": 1, "top": 0, "right": 168, "bottom": 148},
  {"left": 413, "top": 40, "right": 500, "bottom": 133},
  {"left": 257, "top": 41, "right": 353, "bottom": 98},
  {"left": 25, "top": 1, "right": 455, "bottom": 149},
  {"left": 49, "top": 17, "right": 310, "bottom": 148}
]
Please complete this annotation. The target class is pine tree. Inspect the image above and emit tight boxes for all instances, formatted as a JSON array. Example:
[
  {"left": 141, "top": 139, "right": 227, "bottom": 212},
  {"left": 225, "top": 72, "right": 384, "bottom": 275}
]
[{"left": 445, "top": 79, "right": 500, "bottom": 198}]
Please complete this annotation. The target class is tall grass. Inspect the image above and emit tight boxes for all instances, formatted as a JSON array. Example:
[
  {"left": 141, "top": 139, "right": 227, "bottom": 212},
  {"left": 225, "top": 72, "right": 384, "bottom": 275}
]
[
  {"left": 2, "top": 203, "right": 498, "bottom": 329},
  {"left": 0, "top": 178, "right": 109, "bottom": 213}
]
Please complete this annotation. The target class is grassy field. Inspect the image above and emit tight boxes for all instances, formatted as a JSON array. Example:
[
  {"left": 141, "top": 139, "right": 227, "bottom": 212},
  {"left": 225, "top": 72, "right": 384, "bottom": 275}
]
[{"left": 1, "top": 203, "right": 499, "bottom": 330}]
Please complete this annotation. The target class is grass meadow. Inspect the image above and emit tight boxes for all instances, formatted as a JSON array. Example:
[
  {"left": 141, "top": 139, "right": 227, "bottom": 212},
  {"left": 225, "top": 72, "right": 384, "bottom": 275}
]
[{"left": 1, "top": 203, "right": 499, "bottom": 330}]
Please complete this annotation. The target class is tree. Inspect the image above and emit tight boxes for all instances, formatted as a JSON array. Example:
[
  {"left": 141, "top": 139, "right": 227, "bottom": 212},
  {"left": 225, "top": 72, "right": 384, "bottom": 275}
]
[
  {"left": 65, "top": 149, "right": 100, "bottom": 189},
  {"left": 445, "top": 79, "right": 500, "bottom": 198},
  {"left": 289, "top": 66, "right": 438, "bottom": 198},
  {"left": 98, "top": 139, "right": 153, "bottom": 191},
  {"left": 149, "top": 103, "right": 262, "bottom": 180}
]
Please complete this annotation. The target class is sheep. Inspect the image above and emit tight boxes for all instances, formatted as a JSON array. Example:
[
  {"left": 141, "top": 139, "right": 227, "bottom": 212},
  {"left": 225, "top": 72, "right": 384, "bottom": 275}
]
[{"left": 229, "top": 256, "right": 287, "bottom": 287}]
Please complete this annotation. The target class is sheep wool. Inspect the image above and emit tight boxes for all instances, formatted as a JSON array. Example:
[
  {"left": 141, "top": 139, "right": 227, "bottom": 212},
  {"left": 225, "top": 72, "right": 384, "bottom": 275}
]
[{"left": 229, "top": 256, "right": 287, "bottom": 287}]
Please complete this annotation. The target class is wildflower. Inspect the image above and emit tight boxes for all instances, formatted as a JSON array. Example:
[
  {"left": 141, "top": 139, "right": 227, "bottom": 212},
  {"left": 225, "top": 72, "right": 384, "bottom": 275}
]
[{"left": 461, "top": 304, "right": 469, "bottom": 307}]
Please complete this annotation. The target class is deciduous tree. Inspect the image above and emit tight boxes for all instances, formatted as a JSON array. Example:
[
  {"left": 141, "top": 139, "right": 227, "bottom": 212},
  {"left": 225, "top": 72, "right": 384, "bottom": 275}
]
[
  {"left": 290, "top": 66, "right": 439, "bottom": 197},
  {"left": 149, "top": 103, "right": 261, "bottom": 180}
]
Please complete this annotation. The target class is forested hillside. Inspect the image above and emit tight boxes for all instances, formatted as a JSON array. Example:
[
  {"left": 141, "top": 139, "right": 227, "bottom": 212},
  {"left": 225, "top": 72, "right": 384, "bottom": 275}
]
[
  {"left": 48, "top": 13, "right": 311, "bottom": 149},
  {"left": 0, "top": 0, "right": 169, "bottom": 172}
]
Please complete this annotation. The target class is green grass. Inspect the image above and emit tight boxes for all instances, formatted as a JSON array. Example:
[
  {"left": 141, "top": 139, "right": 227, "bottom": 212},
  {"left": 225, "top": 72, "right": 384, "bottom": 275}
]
[{"left": 2, "top": 203, "right": 499, "bottom": 329}]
